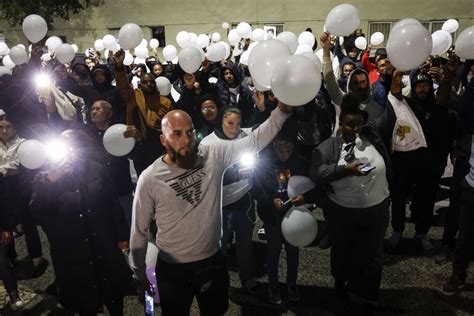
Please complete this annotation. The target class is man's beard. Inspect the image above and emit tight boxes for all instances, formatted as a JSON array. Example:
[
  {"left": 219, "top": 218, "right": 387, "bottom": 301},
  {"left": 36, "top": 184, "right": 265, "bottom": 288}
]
[
  {"left": 416, "top": 93, "right": 429, "bottom": 101},
  {"left": 166, "top": 142, "right": 198, "bottom": 169},
  {"left": 353, "top": 88, "right": 369, "bottom": 102}
]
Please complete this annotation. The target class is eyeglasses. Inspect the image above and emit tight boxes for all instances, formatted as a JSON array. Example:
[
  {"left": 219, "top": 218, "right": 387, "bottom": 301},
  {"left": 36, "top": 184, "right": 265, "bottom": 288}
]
[{"left": 201, "top": 107, "right": 217, "bottom": 114}]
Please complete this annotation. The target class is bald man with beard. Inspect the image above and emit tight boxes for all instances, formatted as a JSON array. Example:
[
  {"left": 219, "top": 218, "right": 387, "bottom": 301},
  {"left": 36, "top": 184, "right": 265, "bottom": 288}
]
[{"left": 129, "top": 102, "right": 292, "bottom": 315}]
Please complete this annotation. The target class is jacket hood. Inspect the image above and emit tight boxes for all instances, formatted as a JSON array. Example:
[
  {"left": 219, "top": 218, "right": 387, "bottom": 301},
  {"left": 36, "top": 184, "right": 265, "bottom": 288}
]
[
  {"left": 90, "top": 64, "right": 113, "bottom": 87},
  {"left": 346, "top": 68, "right": 371, "bottom": 98},
  {"left": 221, "top": 63, "right": 242, "bottom": 86}
]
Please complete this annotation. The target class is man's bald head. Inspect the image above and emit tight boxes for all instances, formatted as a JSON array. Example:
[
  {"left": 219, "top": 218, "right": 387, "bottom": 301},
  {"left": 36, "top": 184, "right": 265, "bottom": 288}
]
[
  {"left": 160, "top": 110, "right": 197, "bottom": 169},
  {"left": 161, "top": 110, "right": 193, "bottom": 138}
]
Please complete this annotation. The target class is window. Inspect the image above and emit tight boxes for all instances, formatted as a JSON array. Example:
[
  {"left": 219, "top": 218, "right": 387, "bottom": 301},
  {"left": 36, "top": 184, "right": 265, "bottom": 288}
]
[
  {"left": 368, "top": 20, "right": 457, "bottom": 47},
  {"left": 151, "top": 26, "right": 166, "bottom": 47},
  {"left": 368, "top": 22, "right": 391, "bottom": 47}
]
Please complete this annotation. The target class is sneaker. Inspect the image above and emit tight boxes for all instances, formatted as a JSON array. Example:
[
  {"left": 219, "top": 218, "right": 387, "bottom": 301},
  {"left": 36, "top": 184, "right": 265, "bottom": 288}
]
[
  {"left": 388, "top": 232, "right": 403, "bottom": 248},
  {"left": 268, "top": 285, "right": 282, "bottom": 305},
  {"left": 434, "top": 245, "right": 454, "bottom": 265},
  {"left": 318, "top": 234, "right": 332, "bottom": 249},
  {"left": 442, "top": 274, "right": 465, "bottom": 295},
  {"left": 257, "top": 228, "right": 266, "bottom": 240},
  {"left": 9, "top": 290, "right": 24, "bottom": 311},
  {"left": 287, "top": 284, "right": 300, "bottom": 302},
  {"left": 415, "top": 234, "right": 434, "bottom": 252}
]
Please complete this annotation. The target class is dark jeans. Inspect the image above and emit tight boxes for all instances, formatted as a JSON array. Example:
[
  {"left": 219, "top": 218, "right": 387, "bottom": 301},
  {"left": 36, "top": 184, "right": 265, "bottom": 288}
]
[
  {"left": 0, "top": 243, "right": 17, "bottom": 292},
  {"left": 221, "top": 194, "right": 255, "bottom": 286},
  {"left": 156, "top": 252, "right": 229, "bottom": 316},
  {"left": 453, "top": 180, "right": 474, "bottom": 280},
  {"left": 264, "top": 218, "right": 299, "bottom": 287},
  {"left": 443, "top": 159, "right": 470, "bottom": 247},
  {"left": 390, "top": 151, "right": 439, "bottom": 235},
  {"left": 327, "top": 198, "right": 389, "bottom": 302}
]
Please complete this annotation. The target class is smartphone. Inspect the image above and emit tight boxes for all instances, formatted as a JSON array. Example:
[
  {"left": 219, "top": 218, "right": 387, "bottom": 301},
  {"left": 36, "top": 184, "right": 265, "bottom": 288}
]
[
  {"left": 144, "top": 291, "right": 154, "bottom": 316},
  {"left": 360, "top": 163, "right": 376, "bottom": 174}
]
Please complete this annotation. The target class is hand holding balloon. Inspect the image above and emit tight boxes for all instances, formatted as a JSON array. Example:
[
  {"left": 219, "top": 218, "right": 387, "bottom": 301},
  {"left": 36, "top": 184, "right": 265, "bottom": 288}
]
[{"left": 114, "top": 49, "right": 126, "bottom": 67}]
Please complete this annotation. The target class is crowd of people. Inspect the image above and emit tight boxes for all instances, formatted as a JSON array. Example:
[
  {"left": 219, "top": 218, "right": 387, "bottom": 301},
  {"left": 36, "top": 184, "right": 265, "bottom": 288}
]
[{"left": 0, "top": 24, "right": 473, "bottom": 316}]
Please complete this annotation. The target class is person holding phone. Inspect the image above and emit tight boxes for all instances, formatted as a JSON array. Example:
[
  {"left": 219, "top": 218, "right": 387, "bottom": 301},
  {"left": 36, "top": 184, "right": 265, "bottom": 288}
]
[{"left": 309, "top": 94, "right": 391, "bottom": 314}]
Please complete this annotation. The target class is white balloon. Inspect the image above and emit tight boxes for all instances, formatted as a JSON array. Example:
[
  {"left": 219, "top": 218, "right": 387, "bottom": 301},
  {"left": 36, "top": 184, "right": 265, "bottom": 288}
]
[
  {"left": 325, "top": 3, "right": 360, "bottom": 36},
  {"left": 222, "top": 22, "right": 230, "bottom": 29},
  {"left": 149, "top": 38, "right": 159, "bottom": 49},
  {"left": 239, "top": 50, "right": 250, "bottom": 66},
  {"left": 206, "top": 43, "right": 226, "bottom": 62},
  {"left": 138, "top": 38, "right": 148, "bottom": 47},
  {"left": 123, "top": 52, "right": 134, "bottom": 66},
  {"left": 55, "top": 43, "right": 75, "bottom": 64},
  {"left": 294, "top": 44, "right": 313, "bottom": 55},
  {"left": 270, "top": 55, "right": 321, "bottom": 106},
  {"left": 71, "top": 44, "right": 79, "bottom": 53},
  {"left": 112, "top": 43, "right": 121, "bottom": 54},
  {"left": 163, "top": 45, "right": 178, "bottom": 61},
  {"left": 2, "top": 55, "right": 15, "bottom": 69},
  {"left": 17, "top": 44, "right": 26, "bottom": 49},
  {"left": 178, "top": 45, "right": 202, "bottom": 73},
  {"left": 300, "top": 52, "right": 322, "bottom": 71},
  {"left": 145, "top": 242, "right": 159, "bottom": 268},
  {"left": 339, "top": 36, "right": 345, "bottom": 46},
  {"left": 102, "top": 34, "right": 116, "bottom": 50},
  {"left": 119, "top": 23, "right": 143, "bottom": 50},
  {"left": 22, "top": 14, "right": 47, "bottom": 43},
  {"left": 211, "top": 32, "right": 221, "bottom": 42},
  {"left": 94, "top": 39, "right": 104, "bottom": 51},
  {"left": 196, "top": 34, "right": 210, "bottom": 48},
  {"left": 9, "top": 46, "right": 28, "bottom": 65},
  {"left": 431, "top": 30, "right": 453, "bottom": 55},
  {"left": 455, "top": 26, "right": 474, "bottom": 60},
  {"left": 247, "top": 41, "right": 259, "bottom": 53},
  {"left": 191, "top": 44, "right": 206, "bottom": 62},
  {"left": 370, "top": 32, "right": 384, "bottom": 46},
  {"left": 134, "top": 45, "right": 148, "bottom": 59},
  {"left": 41, "top": 53, "right": 51, "bottom": 62},
  {"left": 298, "top": 31, "right": 315, "bottom": 47},
  {"left": 103, "top": 124, "right": 136, "bottom": 157},
  {"left": 387, "top": 23, "right": 432, "bottom": 72},
  {"left": 282, "top": 206, "right": 318, "bottom": 247},
  {"left": 248, "top": 39, "right": 292, "bottom": 90},
  {"left": 155, "top": 76, "right": 172, "bottom": 95},
  {"left": 442, "top": 19, "right": 459, "bottom": 34},
  {"left": 251, "top": 28, "right": 265, "bottom": 42},
  {"left": 276, "top": 31, "right": 298, "bottom": 54},
  {"left": 390, "top": 18, "right": 421, "bottom": 35},
  {"left": 0, "top": 42, "right": 9, "bottom": 55},
  {"left": 46, "top": 36, "right": 63, "bottom": 53},
  {"left": 228, "top": 29, "right": 241, "bottom": 46},
  {"left": 233, "top": 46, "right": 243, "bottom": 57},
  {"left": 236, "top": 22, "right": 252, "bottom": 39},
  {"left": 287, "top": 176, "right": 316, "bottom": 197},
  {"left": 176, "top": 31, "right": 190, "bottom": 48},
  {"left": 0, "top": 66, "right": 12, "bottom": 77},
  {"left": 355, "top": 36, "right": 367, "bottom": 50},
  {"left": 18, "top": 140, "right": 47, "bottom": 169},
  {"left": 218, "top": 41, "right": 231, "bottom": 59},
  {"left": 134, "top": 57, "right": 146, "bottom": 65},
  {"left": 188, "top": 33, "right": 198, "bottom": 45}
]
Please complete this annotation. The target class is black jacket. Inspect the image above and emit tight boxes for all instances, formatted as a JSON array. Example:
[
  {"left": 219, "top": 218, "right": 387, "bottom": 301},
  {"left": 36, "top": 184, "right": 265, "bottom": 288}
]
[{"left": 30, "top": 160, "right": 132, "bottom": 311}]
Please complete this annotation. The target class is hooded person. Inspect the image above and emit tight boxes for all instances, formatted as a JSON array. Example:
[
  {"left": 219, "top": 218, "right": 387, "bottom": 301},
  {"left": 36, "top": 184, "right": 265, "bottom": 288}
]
[
  {"left": 199, "top": 62, "right": 255, "bottom": 127},
  {"left": 90, "top": 64, "right": 126, "bottom": 124},
  {"left": 199, "top": 106, "right": 258, "bottom": 294},
  {"left": 374, "top": 69, "right": 455, "bottom": 251},
  {"left": 30, "top": 129, "right": 133, "bottom": 315},
  {"left": 195, "top": 94, "right": 221, "bottom": 143},
  {"left": 320, "top": 32, "right": 384, "bottom": 125}
]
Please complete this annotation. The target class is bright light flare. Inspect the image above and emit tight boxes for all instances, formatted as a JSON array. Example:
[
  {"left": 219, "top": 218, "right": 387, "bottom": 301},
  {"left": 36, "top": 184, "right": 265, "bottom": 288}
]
[
  {"left": 240, "top": 152, "right": 255, "bottom": 167},
  {"left": 34, "top": 72, "right": 51, "bottom": 89},
  {"left": 45, "top": 139, "right": 70, "bottom": 163}
]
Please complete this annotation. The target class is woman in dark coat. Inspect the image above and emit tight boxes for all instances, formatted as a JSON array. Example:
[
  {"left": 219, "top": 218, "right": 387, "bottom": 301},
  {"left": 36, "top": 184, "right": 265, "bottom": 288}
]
[{"left": 30, "top": 130, "right": 132, "bottom": 315}]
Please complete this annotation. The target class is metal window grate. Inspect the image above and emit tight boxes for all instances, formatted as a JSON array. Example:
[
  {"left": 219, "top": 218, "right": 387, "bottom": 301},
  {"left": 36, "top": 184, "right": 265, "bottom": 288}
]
[{"left": 368, "top": 22, "right": 391, "bottom": 47}]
